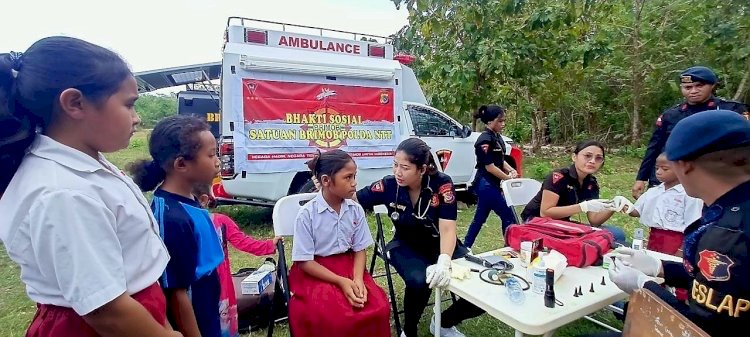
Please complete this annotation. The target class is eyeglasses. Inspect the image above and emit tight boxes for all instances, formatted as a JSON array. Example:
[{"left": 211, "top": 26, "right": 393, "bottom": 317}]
[{"left": 581, "top": 154, "right": 605, "bottom": 163}]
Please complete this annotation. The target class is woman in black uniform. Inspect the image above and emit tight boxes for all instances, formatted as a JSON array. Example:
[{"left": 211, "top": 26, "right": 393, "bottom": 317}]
[
  {"left": 356, "top": 138, "right": 484, "bottom": 337},
  {"left": 464, "top": 104, "right": 518, "bottom": 248}
]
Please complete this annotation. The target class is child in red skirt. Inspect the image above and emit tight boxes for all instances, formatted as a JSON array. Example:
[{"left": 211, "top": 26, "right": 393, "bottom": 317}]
[
  {"left": 630, "top": 153, "right": 704, "bottom": 256},
  {"left": 288, "top": 150, "right": 391, "bottom": 337},
  {"left": 0, "top": 38, "right": 177, "bottom": 336},
  {"left": 629, "top": 153, "right": 703, "bottom": 302}
]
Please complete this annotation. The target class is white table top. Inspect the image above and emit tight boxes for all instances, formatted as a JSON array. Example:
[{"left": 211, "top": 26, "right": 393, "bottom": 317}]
[{"left": 445, "top": 248, "right": 680, "bottom": 335}]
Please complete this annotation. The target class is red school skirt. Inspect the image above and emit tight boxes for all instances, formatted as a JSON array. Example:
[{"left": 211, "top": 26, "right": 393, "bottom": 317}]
[
  {"left": 646, "top": 228, "right": 688, "bottom": 301},
  {"left": 288, "top": 252, "right": 391, "bottom": 337},
  {"left": 25, "top": 282, "right": 166, "bottom": 337}
]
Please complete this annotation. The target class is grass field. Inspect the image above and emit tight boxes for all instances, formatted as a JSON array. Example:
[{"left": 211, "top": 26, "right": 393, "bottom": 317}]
[{"left": 0, "top": 131, "right": 645, "bottom": 337}]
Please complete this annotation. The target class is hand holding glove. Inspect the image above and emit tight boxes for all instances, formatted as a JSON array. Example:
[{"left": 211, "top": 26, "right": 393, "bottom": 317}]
[
  {"left": 608, "top": 259, "right": 654, "bottom": 294},
  {"left": 579, "top": 199, "right": 615, "bottom": 213},
  {"left": 426, "top": 254, "right": 452, "bottom": 289},
  {"left": 611, "top": 247, "right": 662, "bottom": 277},
  {"left": 612, "top": 196, "right": 636, "bottom": 214}
]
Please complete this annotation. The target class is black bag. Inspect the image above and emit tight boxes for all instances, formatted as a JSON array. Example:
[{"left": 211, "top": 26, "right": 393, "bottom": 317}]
[{"left": 231, "top": 258, "right": 287, "bottom": 332}]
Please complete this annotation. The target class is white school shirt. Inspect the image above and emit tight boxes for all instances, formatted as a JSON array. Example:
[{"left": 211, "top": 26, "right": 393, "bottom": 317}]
[
  {"left": 0, "top": 135, "right": 170, "bottom": 315},
  {"left": 633, "top": 183, "right": 703, "bottom": 232},
  {"left": 291, "top": 193, "right": 374, "bottom": 261}
]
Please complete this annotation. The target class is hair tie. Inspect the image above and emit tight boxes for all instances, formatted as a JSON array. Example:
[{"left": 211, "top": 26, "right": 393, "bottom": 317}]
[{"left": 9, "top": 51, "right": 23, "bottom": 71}]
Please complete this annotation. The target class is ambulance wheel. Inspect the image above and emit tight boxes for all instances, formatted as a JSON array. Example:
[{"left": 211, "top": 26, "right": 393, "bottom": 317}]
[{"left": 297, "top": 179, "right": 318, "bottom": 194}]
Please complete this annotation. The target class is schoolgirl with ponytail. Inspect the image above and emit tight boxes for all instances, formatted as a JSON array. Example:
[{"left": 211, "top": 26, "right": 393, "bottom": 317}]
[
  {"left": 287, "top": 149, "right": 390, "bottom": 337},
  {"left": 0, "top": 37, "right": 178, "bottom": 337},
  {"left": 128, "top": 115, "right": 225, "bottom": 337}
]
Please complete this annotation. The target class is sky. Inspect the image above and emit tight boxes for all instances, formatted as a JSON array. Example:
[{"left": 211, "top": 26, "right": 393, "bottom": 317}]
[{"left": 2, "top": 0, "right": 409, "bottom": 91}]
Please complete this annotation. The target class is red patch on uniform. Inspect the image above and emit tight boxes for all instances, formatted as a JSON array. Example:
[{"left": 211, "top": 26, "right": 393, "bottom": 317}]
[
  {"left": 707, "top": 100, "right": 715, "bottom": 107},
  {"left": 431, "top": 194, "right": 440, "bottom": 207},
  {"left": 442, "top": 190, "right": 455, "bottom": 204},
  {"left": 588, "top": 184, "right": 593, "bottom": 190},
  {"left": 480, "top": 144, "right": 489, "bottom": 153},
  {"left": 551, "top": 172, "right": 564, "bottom": 184},
  {"left": 680, "top": 104, "right": 688, "bottom": 111},
  {"left": 438, "top": 183, "right": 452, "bottom": 194},
  {"left": 371, "top": 180, "right": 384, "bottom": 193},
  {"left": 697, "top": 250, "right": 734, "bottom": 282},
  {"left": 655, "top": 114, "right": 663, "bottom": 127}
]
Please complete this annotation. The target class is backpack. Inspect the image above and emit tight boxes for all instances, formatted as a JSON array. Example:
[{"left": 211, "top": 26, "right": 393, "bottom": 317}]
[{"left": 505, "top": 217, "right": 614, "bottom": 267}]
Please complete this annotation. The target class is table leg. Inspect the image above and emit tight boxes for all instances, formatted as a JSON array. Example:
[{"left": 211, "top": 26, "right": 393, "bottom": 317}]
[
  {"left": 433, "top": 289, "right": 442, "bottom": 337},
  {"left": 543, "top": 330, "right": 556, "bottom": 337},
  {"left": 514, "top": 330, "right": 523, "bottom": 337}
]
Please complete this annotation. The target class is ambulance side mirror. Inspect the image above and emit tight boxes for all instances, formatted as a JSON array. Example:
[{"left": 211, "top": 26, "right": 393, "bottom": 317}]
[{"left": 461, "top": 125, "right": 472, "bottom": 138}]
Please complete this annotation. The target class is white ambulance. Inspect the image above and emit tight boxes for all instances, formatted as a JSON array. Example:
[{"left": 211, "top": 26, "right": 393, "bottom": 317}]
[{"left": 215, "top": 17, "right": 522, "bottom": 206}]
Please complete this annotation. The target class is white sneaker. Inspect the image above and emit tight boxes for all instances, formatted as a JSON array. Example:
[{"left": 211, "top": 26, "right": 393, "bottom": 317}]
[{"left": 430, "top": 315, "right": 466, "bottom": 337}]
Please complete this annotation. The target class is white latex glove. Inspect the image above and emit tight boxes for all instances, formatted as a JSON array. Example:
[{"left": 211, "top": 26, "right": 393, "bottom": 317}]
[
  {"left": 612, "top": 196, "right": 636, "bottom": 214},
  {"left": 579, "top": 199, "right": 614, "bottom": 213},
  {"left": 508, "top": 169, "right": 519, "bottom": 179},
  {"left": 426, "top": 254, "right": 452, "bottom": 289},
  {"left": 611, "top": 247, "right": 662, "bottom": 277},
  {"left": 608, "top": 259, "right": 654, "bottom": 294}
]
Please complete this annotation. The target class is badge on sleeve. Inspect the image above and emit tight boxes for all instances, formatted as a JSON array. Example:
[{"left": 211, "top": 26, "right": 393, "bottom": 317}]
[
  {"left": 552, "top": 172, "right": 564, "bottom": 184},
  {"left": 431, "top": 194, "right": 440, "bottom": 207},
  {"left": 439, "top": 183, "right": 454, "bottom": 204},
  {"left": 371, "top": 180, "right": 384, "bottom": 193},
  {"left": 697, "top": 250, "right": 734, "bottom": 282},
  {"left": 655, "top": 114, "right": 663, "bottom": 127},
  {"left": 480, "top": 144, "right": 489, "bottom": 153}
]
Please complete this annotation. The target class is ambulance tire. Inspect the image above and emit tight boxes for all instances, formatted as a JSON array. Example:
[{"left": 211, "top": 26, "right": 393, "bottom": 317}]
[{"left": 296, "top": 179, "right": 318, "bottom": 194}]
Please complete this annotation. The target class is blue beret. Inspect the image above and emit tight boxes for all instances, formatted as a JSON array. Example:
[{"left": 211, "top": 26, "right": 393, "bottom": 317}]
[
  {"left": 680, "top": 66, "right": 717, "bottom": 84},
  {"left": 665, "top": 110, "right": 750, "bottom": 161}
]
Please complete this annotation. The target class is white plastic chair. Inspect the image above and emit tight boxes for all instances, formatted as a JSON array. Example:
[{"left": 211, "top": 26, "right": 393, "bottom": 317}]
[
  {"left": 267, "top": 192, "right": 316, "bottom": 337},
  {"left": 501, "top": 178, "right": 542, "bottom": 222}
]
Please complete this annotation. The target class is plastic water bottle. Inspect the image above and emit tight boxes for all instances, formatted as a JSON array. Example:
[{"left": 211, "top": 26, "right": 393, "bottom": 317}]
[{"left": 505, "top": 277, "right": 525, "bottom": 304}]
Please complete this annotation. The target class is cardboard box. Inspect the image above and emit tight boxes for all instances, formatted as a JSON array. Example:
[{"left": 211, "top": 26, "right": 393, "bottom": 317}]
[{"left": 241, "top": 270, "right": 272, "bottom": 295}]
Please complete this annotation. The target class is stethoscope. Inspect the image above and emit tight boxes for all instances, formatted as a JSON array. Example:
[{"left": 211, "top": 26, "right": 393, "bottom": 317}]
[{"left": 389, "top": 175, "right": 432, "bottom": 222}]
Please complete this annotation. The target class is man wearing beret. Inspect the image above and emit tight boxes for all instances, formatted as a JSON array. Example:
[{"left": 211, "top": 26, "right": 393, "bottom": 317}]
[
  {"left": 606, "top": 110, "right": 750, "bottom": 336},
  {"left": 632, "top": 66, "right": 749, "bottom": 199}
]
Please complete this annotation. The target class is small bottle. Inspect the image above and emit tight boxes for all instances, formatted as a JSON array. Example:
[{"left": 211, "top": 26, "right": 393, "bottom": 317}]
[
  {"left": 544, "top": 268, "right": 555, "bottom": 308},
  {"left": 532, "top": 259, "right": 546, "bottom": 295},
  {"left": 632, "top": 228, "right": 644, "bottom": 250},
  {"left": 505, "top": 277, "right": 525, "bottom": 304}
]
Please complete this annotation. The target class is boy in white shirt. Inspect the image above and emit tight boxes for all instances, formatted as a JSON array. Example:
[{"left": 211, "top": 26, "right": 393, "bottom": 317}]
[{"left": 629, "top": 153, "right": 704, "bottom": 256}]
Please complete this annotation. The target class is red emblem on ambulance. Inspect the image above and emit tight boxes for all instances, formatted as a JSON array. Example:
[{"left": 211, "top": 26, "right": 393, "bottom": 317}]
[
  {"left": 436, "top": 149, "right": 453, "bottom": 171},
  {"left": 697, "top": 250, "right": 734, "bottom": 282}
]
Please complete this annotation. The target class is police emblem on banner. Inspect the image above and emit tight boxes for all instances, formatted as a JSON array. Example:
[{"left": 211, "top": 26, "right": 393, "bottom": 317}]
[
  {"left": 698, "top": 250, "right": 734, "bottom": 282},
  {"left": 436, "top": 149, "right": 453, "bottom": 171},
  {"left": 380, "top": 90, "right": 389, "bottom": 104}
]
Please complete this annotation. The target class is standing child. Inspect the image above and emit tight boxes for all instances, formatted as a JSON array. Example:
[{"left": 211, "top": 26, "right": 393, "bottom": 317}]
[
  {"left": 0, "top": 38, "right": 177, "bottom": 337},
  {"left": 193, "top": 183, "right": 280, "bottom": 337},
  {"left": 129, "top": 115, "right": 225, "bottom": 337},
  {"left": 288, "top": 150, "right": 391, "bottom": 337},
  {"left": 628, "top": 153, "right": 704, "bottom": 256}
]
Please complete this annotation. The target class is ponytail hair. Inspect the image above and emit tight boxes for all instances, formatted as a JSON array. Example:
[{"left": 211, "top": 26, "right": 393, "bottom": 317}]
[
  {"left": 128, "top": 115, "right": 210, "bottom": 191},
  {"left": 305, "top": 149, "right": 354, "bottom": 181},
  {"left": 1, "top": 37, "right": 132, "bottom": 194},
  {"left": 473, "top": 104, "right": 505, "bottom": 125},
  {"left": 396, "top": 138, "right": 438, "bottom": 175}
]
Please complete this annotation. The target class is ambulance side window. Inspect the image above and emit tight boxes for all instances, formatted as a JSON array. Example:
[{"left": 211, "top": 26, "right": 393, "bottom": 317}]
[{"left": 407, "top": 105, "right": 459, "bottom": 137}]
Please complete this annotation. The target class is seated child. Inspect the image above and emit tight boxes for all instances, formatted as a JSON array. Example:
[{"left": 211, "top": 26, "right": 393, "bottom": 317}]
[
  {"left": 193, "top": 183, "right": 281, "bottom": 337},
  {"left": 629, "top": 153, "right": 703, "bottom": 256},
  {"left": 288, "top": 150, "right": 390, "bottom": 337}
]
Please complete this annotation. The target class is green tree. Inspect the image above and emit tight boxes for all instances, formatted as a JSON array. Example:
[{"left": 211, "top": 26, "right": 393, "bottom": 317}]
[{"left": 135, "top": 93, "right": 177, "bottom": 128}]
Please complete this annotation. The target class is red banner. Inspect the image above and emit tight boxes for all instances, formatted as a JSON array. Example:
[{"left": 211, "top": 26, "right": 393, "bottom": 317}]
[{"left": 242, "top": 79, "right": 394, "bottom": 123}]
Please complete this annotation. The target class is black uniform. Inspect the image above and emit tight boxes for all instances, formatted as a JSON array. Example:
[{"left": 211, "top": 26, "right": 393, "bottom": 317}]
[
  {"left": 474, "top": 128, "right": 507, "bottom": 186},
  {"left": 356, "top": 172, "right": 482, "bottom": 337},
  {"left": 637, "top": 97, "right": 748, "bottom": 185},
  {"left": 643, "top": 180, "right": 750, "bottom": 336},
  {"left": 521, "top": 165, "right": 600, "bottom": 222}
]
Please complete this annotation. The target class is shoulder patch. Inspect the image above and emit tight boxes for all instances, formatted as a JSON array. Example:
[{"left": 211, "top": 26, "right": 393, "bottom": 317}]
[
  {"left": 438, "top": 183, "right": 452, "bottom": 194},
  {"left": 655, "top": 114, "right": 663, "bottom": 127},
  {"left": 371, "top": 180, "right": 384, "bottom": 193},
  {"left": 680, "top": 104, "right": 688, "bottom": 111},
  {"left": 552, "top": 172, "right": 564, "bottom": 184},
  {"left": 480, "top": 144, "right": 490, "bottom": 153},
  {"left": 697, "top": 250, "right": 734, "bottom": 282}
]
